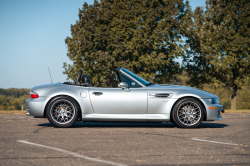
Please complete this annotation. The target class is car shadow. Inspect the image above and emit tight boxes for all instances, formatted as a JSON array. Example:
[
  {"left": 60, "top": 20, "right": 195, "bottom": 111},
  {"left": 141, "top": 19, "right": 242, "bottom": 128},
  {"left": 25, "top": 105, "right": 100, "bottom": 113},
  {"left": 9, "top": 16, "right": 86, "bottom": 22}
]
[
  {"left": 198, "top": 122, "right": 228, "bottom": 128},
  {"left": 38, "top": 122, "right": 228, "bottom": 128}
]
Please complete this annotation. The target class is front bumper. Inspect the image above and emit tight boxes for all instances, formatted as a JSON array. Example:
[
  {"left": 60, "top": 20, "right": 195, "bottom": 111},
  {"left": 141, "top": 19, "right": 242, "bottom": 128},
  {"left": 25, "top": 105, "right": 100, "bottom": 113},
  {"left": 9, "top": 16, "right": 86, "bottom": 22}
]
[
  {"left": 201, "top": 99, "right": 224, "bottom": 121},
  {"left": 220, "top": 106, "right": 225, "bottom": 113},
  {"left": 206, "top": 104, "right": 224, "bottom": 121}
]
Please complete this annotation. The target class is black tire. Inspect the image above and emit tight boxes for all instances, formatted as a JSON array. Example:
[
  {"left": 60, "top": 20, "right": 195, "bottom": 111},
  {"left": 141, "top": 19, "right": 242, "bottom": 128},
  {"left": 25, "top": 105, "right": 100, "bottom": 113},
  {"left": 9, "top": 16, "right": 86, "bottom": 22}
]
[
  {"left": 46, "top": 96, "right": 80, "bottom": 128},
  {"left": 170, "top": 118, "right": 176, "bottom": 125},
  {"left": 172, "top": 98, "right": 204, "bottom": 128}
]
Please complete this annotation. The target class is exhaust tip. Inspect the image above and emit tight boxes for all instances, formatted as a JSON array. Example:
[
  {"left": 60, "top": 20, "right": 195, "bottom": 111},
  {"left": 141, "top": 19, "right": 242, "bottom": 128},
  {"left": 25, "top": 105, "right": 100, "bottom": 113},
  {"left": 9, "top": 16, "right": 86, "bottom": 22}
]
[{"left": 26, "top": 111, "right": 30, "bottom": 116}]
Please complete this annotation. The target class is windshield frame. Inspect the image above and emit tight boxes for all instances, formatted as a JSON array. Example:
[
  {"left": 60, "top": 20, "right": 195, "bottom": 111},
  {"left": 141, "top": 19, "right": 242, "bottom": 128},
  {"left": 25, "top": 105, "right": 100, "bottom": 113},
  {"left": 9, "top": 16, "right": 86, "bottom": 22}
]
[{"left": 120, "top": 68, "right": 150, "bottom": 86}]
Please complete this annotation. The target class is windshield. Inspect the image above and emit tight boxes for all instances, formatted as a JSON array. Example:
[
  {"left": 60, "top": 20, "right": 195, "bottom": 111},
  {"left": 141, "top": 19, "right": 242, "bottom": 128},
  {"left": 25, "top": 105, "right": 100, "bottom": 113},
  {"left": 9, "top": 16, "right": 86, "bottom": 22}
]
[{"left": 121, "top": 68, "right": 150, "bottom": 86}]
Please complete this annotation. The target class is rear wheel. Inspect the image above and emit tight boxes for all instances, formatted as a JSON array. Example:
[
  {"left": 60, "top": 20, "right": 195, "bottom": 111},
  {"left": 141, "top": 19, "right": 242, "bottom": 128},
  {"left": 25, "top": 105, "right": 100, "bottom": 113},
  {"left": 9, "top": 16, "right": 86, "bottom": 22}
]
[
  {"left": 47, "top": 96, "right": 79, "bottom": 128},
  {"left": 172, "top": 98, "right": 204, "bottom": 128}
]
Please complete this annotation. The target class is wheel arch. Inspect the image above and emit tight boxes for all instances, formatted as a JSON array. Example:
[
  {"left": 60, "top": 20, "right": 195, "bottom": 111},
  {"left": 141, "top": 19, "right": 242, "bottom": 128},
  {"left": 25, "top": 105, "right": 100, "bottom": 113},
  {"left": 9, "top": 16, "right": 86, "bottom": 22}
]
[
  {"left": 43, "top": 95, "right": 82, "bottom": 119},
  {"left": 170, "top": 96, "right": 207, "bottom": 122}
]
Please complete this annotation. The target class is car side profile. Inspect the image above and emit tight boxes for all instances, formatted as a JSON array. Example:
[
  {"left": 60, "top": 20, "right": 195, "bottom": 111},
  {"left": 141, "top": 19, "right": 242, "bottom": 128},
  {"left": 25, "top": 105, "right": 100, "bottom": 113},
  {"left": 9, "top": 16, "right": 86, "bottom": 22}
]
[{"left": 26, "top": 68, "right": 224, "bottom": 128}]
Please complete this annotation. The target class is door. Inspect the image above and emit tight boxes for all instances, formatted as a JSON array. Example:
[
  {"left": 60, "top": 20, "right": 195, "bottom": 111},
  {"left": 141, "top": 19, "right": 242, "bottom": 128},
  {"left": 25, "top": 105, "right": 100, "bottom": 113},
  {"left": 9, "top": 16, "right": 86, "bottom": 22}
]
[{"left": 89, "top": 87, "right": 147, "bottom": 114}]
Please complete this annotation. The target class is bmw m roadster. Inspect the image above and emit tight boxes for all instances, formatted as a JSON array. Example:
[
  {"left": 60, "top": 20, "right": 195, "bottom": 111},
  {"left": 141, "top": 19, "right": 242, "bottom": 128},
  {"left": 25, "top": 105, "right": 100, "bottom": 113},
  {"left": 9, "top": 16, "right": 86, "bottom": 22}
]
[{"left": 26, "top": 68, "right": 224, "bottom": 128}]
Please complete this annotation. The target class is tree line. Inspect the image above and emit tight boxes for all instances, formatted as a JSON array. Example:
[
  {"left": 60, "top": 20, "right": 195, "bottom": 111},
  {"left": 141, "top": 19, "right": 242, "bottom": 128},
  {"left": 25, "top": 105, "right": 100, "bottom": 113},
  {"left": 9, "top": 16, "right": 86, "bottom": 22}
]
[
  {"left": 0, "top": 88, "right": 30, "bottom": 110},
  {"left": 64, "top": 0, "right": 250, "bottom": 110}
]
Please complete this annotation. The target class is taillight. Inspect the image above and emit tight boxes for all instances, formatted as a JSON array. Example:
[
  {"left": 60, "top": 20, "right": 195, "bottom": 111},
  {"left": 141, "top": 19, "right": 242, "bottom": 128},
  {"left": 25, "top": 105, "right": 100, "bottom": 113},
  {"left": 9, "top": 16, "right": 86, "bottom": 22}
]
[{"left": 30, "top": 91, "right": 39, "bottom": 98}]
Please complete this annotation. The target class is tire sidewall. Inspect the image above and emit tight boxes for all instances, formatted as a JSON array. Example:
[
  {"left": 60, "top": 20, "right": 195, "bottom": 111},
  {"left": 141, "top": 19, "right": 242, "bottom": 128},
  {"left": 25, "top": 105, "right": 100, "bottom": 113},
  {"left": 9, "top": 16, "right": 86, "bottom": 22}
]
[
  {"left": 46, "top": 96, "right": 79, "bottom": 128},
  {"left": 172, "top": 98, "right": 204, "bottom": 128}
]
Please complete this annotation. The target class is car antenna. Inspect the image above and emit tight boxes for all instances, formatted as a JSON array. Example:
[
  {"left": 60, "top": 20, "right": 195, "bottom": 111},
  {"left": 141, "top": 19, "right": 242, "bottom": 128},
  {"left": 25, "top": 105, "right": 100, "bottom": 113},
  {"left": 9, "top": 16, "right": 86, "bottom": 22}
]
[{"left": 48, "top": 67, "right": 53, "bottom": 83}]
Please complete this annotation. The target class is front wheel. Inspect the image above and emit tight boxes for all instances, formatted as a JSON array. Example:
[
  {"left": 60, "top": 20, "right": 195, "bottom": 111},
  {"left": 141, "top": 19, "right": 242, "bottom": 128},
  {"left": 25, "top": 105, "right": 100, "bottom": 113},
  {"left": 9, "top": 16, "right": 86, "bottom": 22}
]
[
  {"left": 172, "top": 98, "right": 204, "bottom": 128},
  {"left": 47, "top": 96, "right": 79, "bottom": 128}
]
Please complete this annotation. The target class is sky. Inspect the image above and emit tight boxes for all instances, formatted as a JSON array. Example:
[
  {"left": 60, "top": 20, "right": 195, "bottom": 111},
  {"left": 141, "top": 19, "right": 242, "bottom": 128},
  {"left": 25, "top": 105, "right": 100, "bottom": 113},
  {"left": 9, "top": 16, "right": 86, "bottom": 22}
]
[{"left": 0, "top": 0, "right": 206, "bottom": 89}]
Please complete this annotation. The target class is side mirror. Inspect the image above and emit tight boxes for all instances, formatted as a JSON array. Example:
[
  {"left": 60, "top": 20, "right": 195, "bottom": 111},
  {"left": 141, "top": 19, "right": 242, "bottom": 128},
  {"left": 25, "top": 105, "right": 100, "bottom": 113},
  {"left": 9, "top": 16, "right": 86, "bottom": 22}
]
[{"left": 119, "top": 82, "right": 129, "bottom": 92}]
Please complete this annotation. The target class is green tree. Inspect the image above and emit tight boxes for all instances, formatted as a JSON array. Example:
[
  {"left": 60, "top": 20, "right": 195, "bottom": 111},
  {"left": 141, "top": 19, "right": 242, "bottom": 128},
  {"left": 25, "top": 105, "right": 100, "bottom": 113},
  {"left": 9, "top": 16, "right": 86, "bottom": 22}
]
[
  {"left": 184, "top": 0, "right": 250, "bottom": 110},
  {"left": 64, "top": 0, "right": 191, "bottom": 87}
]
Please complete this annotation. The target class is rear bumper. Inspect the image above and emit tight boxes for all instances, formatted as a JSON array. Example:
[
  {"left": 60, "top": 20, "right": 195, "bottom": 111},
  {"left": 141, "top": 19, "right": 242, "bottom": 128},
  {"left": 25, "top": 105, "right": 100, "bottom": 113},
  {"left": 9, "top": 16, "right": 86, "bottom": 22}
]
[{"left": 26, "top": 97, "right": 47, "bottom": 118}]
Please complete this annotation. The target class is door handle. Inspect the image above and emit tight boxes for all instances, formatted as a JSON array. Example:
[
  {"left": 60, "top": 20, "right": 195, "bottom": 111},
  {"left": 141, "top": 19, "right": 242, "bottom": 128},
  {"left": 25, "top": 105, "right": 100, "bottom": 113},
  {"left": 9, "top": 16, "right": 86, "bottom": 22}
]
[{"left": 92, "top": 92, "right": 103, "bottom": 96}]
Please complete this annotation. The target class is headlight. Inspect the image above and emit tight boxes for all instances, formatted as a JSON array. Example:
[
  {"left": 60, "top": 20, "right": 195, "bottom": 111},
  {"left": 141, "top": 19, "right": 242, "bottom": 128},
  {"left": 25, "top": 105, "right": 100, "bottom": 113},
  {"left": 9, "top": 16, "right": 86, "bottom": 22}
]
[{"left": 208, "top": 98, "right": 220, "bottom": 104}]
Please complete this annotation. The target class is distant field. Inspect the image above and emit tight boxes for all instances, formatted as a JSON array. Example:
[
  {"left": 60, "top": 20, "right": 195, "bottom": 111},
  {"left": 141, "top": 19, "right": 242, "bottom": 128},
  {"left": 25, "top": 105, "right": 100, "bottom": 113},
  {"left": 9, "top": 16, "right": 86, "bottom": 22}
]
[
  {"left": 224, "top": 110, "right": 250, "bottom": 113},
  {"left": 0, "top": 109, "right": 250, "bottom": 115},
  {"left": 0, "top": 110, "right": 26, "bottom": 114}
]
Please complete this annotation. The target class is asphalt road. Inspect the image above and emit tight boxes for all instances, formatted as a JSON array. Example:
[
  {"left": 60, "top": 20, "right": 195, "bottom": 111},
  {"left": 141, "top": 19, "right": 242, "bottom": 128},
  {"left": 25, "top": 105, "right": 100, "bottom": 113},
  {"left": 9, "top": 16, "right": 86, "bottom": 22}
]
[{"left": 0, "top": 113, "right": 249, "bottom": 166}]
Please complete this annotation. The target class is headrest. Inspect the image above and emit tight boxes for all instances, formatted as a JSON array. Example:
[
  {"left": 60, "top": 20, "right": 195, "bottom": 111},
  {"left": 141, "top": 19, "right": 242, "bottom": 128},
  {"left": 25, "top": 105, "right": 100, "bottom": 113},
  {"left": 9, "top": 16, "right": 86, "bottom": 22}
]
[
  {"left": 75, "top": 69, "right": 82, "bottom": 84},
  {"left": 82, "top": 74, "right": 91, "bottom": 85}
]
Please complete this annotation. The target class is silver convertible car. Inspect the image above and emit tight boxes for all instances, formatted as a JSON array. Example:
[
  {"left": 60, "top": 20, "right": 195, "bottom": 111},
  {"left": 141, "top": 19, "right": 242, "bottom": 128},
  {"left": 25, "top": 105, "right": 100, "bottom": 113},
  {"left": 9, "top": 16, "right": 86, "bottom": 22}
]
[{"left": 26, "top": 68, "right": 224, "bottom": 128}]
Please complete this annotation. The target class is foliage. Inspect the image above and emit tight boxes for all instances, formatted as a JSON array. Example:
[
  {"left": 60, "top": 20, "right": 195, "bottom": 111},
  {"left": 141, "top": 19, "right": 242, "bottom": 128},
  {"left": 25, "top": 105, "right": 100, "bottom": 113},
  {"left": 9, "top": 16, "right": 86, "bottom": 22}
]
[
  {"left": 0, "top": 88, "right": 30, "bottom": 98},
  {"left": 64, "top": 0, "right": 191, "bottom": 87},
  {"left": 183, "top": 0, "right": 250, "bottom": 110},
  {"left": 0, "top": 88, "right": 30, "bottom": 110},
  {"left": 170, "top": 72, "right": 250, "bottom": 109}
]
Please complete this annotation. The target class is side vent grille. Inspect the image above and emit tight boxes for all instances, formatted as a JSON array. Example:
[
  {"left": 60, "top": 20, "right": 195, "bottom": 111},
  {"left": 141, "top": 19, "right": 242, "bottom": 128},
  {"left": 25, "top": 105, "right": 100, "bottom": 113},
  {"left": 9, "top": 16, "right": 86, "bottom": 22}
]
[
  {"left": 155, "top": 94, "right": 170, "bottom": 97},
  {"left": 149, "top": 93, "right": 173, "bottom": 98}
]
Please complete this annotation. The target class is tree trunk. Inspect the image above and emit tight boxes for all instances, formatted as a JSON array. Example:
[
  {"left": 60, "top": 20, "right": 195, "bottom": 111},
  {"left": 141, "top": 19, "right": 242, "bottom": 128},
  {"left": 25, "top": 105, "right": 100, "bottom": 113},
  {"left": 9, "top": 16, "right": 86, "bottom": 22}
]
[{"left": 231, "top": 86, "right": 237, "bottom": 110}]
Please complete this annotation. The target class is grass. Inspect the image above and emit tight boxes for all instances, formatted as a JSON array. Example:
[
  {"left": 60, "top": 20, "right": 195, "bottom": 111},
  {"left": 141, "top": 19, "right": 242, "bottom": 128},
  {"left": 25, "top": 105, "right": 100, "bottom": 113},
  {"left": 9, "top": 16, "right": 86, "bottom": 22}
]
[
  {"left": 224, "top": 110, "right": 250, "bottom": 113},
  {"left": 0, "top": 110, "right": 26, "bottom": 115},
  {"left": 0, "top": 110, "right": 250, "bottom": 115}
]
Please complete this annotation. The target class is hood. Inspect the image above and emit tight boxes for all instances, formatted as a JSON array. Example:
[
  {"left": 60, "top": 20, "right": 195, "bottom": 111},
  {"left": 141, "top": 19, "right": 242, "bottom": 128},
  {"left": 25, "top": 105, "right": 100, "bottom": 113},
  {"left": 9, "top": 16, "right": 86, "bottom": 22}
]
[
  {"left": 158, "top": 84, "right": 197, "bottom": 89},
  {"left": 147, "top": 84, "right": 218, "bottom": 99},
  {"left": 150, "top": 84, "right": 198, "bottom": 90}
]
